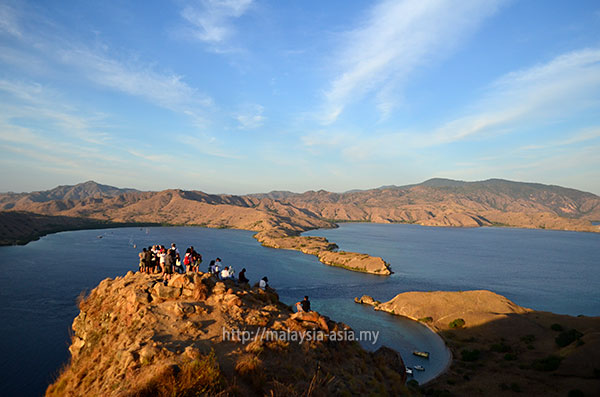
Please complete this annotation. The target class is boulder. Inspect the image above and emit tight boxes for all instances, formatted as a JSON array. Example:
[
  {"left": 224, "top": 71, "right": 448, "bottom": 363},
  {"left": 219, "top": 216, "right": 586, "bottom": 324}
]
[{"left": 151, "top": 283, "right": 182, "bottom": 300}]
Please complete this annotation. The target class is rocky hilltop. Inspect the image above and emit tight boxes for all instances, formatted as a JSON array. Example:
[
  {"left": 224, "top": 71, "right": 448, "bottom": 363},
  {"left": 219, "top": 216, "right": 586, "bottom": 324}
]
[
  {"left": 47, "top": 271, "right": 407, "bottom": 396},
  {"left": 356, "top": 291, "right": 600, "bottom": 396}
]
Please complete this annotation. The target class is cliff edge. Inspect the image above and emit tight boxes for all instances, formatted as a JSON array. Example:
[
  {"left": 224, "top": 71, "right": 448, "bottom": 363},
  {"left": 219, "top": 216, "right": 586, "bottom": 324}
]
[{"left": 47, "top": 272, "right": 407, "bottom": 396}]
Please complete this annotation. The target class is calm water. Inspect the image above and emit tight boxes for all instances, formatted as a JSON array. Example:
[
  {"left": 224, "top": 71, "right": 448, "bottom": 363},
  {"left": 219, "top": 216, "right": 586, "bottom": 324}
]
[
  {"left": 305, "top": 223, "right": 600, "bottom": 316},
  {"left": 0, "top": 226, "right": 447, "bottom": 396}
]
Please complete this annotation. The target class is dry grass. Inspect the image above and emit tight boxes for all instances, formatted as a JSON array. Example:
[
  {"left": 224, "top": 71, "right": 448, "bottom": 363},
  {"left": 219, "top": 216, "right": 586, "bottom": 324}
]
[{"left": 125, "top": 351, "right": 223, "bottom": 397}]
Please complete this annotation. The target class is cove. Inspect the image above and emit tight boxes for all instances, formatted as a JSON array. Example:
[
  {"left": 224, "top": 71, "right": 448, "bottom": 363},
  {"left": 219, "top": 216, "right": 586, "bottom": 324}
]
[{"left": 304, "top": 223, "right": 600, "bottom": 316}]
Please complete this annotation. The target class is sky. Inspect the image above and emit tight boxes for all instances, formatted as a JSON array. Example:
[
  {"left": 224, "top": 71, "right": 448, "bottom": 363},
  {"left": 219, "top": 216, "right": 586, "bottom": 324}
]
[{"left": 0, "top": 0, "right": 599, "bottom": 195}]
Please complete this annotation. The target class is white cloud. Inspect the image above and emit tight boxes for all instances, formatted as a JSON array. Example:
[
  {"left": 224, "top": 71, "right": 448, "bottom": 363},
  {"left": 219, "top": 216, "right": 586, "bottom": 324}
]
[
  {"left": 58, "top": 48, "right": 214, "bottom": 125},
  {"left": 0, "top": 3, "right": 21, "bottom": 37},
  {"left": 321, "top": 0, "right": 503, "bottom": 124},
  {"left": 429, "top": 47, "right": 600, "bottom": 144},
  {"left": 235, "top": 103, "right": 265, "bottom": 129},
  {"left": 310, "top": 47, "right": 600, "bottom": 160},
  {"left": 181, "top": 0, "right": 253, "bottom": 47},
  {"left": 0, "top": 79, "right": 111, "bottom": 144}
]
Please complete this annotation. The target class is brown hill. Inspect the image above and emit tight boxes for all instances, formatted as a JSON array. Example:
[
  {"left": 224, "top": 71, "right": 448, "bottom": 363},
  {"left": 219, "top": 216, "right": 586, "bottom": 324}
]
[
  {"left": 47, "top": 271, "right": 408, "bottom": 396},
  {"left": 269, "top": 178, "right": 600, "bottom": 231},
  {"left": 356, "top": 290, "right": 600, "bottom": 396}
]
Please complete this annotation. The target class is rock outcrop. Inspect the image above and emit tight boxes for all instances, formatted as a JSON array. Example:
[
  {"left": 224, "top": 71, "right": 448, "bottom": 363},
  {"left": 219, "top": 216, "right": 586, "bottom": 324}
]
[
  {"left": 357, "top": 290, "right": 600, "bottom": 396},
  {"left": 47, "top": 271, "right": 408, "bottom": 396},
  {"left": 255, "top": 228, "right": 392, "bottom": 275}
]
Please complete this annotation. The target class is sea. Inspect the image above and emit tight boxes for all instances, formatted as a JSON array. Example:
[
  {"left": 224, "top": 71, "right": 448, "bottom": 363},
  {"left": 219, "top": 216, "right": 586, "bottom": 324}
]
[{"left": 0, "top": 223, "right": 598, "bottom": 396}]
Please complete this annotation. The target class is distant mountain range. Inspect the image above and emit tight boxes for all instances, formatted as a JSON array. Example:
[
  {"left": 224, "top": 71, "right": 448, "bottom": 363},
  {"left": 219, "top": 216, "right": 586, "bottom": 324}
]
[{"left": 1, "top": 178, "right": 598, "bottom": 245}]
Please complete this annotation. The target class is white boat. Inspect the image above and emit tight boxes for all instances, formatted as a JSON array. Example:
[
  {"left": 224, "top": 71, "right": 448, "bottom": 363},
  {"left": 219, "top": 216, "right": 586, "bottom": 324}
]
[
  {"left": 414, "top": 365, "right": 425, "bottom": 371},
  {"left": 405, "top": 367, "right": 413, "bottom": 376}
]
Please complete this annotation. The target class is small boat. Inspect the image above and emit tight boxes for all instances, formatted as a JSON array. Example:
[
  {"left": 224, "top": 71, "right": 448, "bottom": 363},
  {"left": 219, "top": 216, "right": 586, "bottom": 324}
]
[
  {"left": 405, "top": 367, "right": 413, "bottom": 376},
  {"left": 414, "top": 365, "right": 425, "bottom": 371},
  {"left": 413, "top": 350, "right": 430, "bottom": 359},
  {"left": 97, "top": 235, "right": 103, "bottom": 239}
]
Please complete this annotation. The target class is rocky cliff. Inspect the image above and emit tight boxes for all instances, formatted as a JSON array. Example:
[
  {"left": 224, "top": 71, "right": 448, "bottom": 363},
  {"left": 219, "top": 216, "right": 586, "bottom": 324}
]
[
  {"left": 356, "top": 290, "right": 600, "bottom": 396},
  {"left": 47, "top": 271, "right": 407, "bottom": 396}
]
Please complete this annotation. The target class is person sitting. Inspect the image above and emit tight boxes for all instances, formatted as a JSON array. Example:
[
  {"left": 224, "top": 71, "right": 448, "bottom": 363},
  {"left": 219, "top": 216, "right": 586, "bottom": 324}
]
[
  {"left": 296, "top": 296, "right": 311, "bottom": 312},
  {"left": 259, "top": 276, "right": 269, "bottom": 290},
  {"left": 220, "top": 266, "right": 231, "bottom": 280},
  {"left": 238, "top": 268, "right": 249, "bottom": 284}
]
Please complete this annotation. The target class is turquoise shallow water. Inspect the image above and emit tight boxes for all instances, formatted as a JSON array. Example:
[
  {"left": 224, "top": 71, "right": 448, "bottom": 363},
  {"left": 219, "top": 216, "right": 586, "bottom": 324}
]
[{"left": 0, "top": 226, "right": 448, "bottom": 396}]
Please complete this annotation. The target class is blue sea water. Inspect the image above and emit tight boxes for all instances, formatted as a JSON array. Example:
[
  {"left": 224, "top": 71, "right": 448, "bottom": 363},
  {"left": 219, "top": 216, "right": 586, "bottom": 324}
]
[
  {"left": 1, "top": 223, "right": 597, "bottom": 396},
  {"left": 0, "top": 226, "right": 446, "bottom": 396},
  {"left": 304, "top": 223, "right": 600, "bottom": 316}
]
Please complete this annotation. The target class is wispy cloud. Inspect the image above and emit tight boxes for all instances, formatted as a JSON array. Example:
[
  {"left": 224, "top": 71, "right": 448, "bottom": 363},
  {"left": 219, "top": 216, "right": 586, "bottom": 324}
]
[
  {"left": 0, "top": 2, "right": 21, "bottom": 37},
  {"left": 320, "top": 0, "right": 503, "bottom": 123},
  {"left": 0, "top": 4, "right": 215, "bottom": 128},
  {"left": 0, "top": 79, "right": 112, "bottom": 144},
  {"left": 180, "top": 0, "right": 253, "bottom": 50},
  {"left": 58, "top": 48, "right": 214, "bottom": 125},
  {"left": 235, "top": 103, "right": 265, "bottom": 129},
  {"left": 318, "top": 47, "right": 600, "bottom": 160},
  {"left": 175, "top": 133, "right": 242, "bottom": 159},
  {"left": 429, "top": 47, "right": 600, "bottom": 144}
]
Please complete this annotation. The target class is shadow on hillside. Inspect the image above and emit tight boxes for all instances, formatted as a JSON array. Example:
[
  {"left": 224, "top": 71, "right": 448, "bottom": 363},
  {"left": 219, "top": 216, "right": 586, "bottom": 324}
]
[
  {"left": 424, "top": 310, "right": 600, "bottom": 396},
  {"left": 0, "top": 211, "right": 157, "bottom": 246}
]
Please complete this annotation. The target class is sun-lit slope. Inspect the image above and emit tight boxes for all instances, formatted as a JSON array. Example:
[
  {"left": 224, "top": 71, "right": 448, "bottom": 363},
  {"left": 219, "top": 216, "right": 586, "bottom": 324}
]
[
  {"left": 46, "top": 271, "right": 408, "bottom": 396},
  {"left": 269, "top": 178, "right": 600, "bottom": 231},
  {"left": 356, "top": 290, "right": 600, "bottom": 396}
]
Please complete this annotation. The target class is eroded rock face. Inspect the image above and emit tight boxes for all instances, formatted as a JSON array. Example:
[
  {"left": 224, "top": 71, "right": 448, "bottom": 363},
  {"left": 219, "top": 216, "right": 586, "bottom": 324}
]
[{"left": 47, "top": 271, "right": 408, "bottom": 396}]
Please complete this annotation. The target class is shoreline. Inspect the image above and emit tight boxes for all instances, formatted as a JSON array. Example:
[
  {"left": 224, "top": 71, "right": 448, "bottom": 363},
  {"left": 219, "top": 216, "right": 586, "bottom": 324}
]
[{"left": 356, "top": 290, "right": 600, "bottom": 395}]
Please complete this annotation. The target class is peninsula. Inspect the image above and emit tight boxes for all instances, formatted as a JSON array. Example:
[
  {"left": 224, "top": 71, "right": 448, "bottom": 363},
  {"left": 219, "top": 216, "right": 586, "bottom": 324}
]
[
  {"left": 1, "top": 178, "right": 599, "bottom": 274},
  {"left": 356, "top": 290, "right": 600, "bottom": 396},
  {"left": 47, "top": 271, "right": 407, "bottom": 396}
]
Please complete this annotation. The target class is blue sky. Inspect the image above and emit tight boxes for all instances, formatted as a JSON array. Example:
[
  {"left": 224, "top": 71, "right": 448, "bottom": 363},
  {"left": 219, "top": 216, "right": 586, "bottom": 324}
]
[{"left": 1, "top": 0, "right": 599, "bottom": 194}]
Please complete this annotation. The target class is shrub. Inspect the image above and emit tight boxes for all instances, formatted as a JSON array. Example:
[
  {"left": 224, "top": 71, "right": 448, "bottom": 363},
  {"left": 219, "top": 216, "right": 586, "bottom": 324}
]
[
  {"left": 556, "top": 329, "right": 583, "bottom": 347},
  {"left": 532, "top": 355, "right": 562, "bottom": 371},
  {"left": 567, "top": 390, "right": 585, "bottom": 397},
  {"left": 510, "top": 382, "right": 521, "bottom": 392},
  {"left": 520, "top": 334, "right": 535, "bottom": 344},
  {"left": 490, "top": 342, "right": 511, "bottom": 353},
  {"left": 460, "top": 349, "right": 480, "bottom": 362},
  {"left": 503, "top": 353, "right": 517, "bottom": 361},
  {"left": 449, "top": 318, "right": 466, "bottom": 329},
  {"left": 419, "top": 316, "right": 433, "bottom": 323},
  {"left": 550, "top": 323, "right": 563, "bottom": 332}
]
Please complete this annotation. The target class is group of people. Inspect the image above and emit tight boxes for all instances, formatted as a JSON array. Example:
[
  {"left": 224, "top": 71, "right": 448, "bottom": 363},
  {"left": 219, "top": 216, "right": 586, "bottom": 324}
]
[
  {"left": 137, "top": 242, "right": 310, "bottom": 311},
  {"left": 138, "top": 243, "right": 202, "bottom": 283}
]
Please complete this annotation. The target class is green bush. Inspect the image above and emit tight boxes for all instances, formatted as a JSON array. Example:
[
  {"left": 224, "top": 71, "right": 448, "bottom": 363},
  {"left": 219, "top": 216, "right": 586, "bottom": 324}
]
[
  {"left": 504, "top": 353, "right": 517, "bottom": 361},
  {"left": 490, "top": 342, "right": 511, "bottom": 353},
  {"left": 449, "top": 318, "right": 466, "bottom": 328},
  {"left": 418, "top": 316, "right": 433, "bottom": 323},
  {"left": 567, "top": 390, "right": 584, "bottom": 397},
  {"left": 550, "top": 323, "right": 563, "bottom": 332},
  {"left": 555, "top": 329, "right": 583, "bottom": 347},
  {"left": 532, "top": 355, "right": 562, "bottom": 371},
  {"left": 460, "top": 349, "right": 480, "bottom": 362},
  {"left": 520, "top": 334, "right": 535, "bottom": 344}
]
